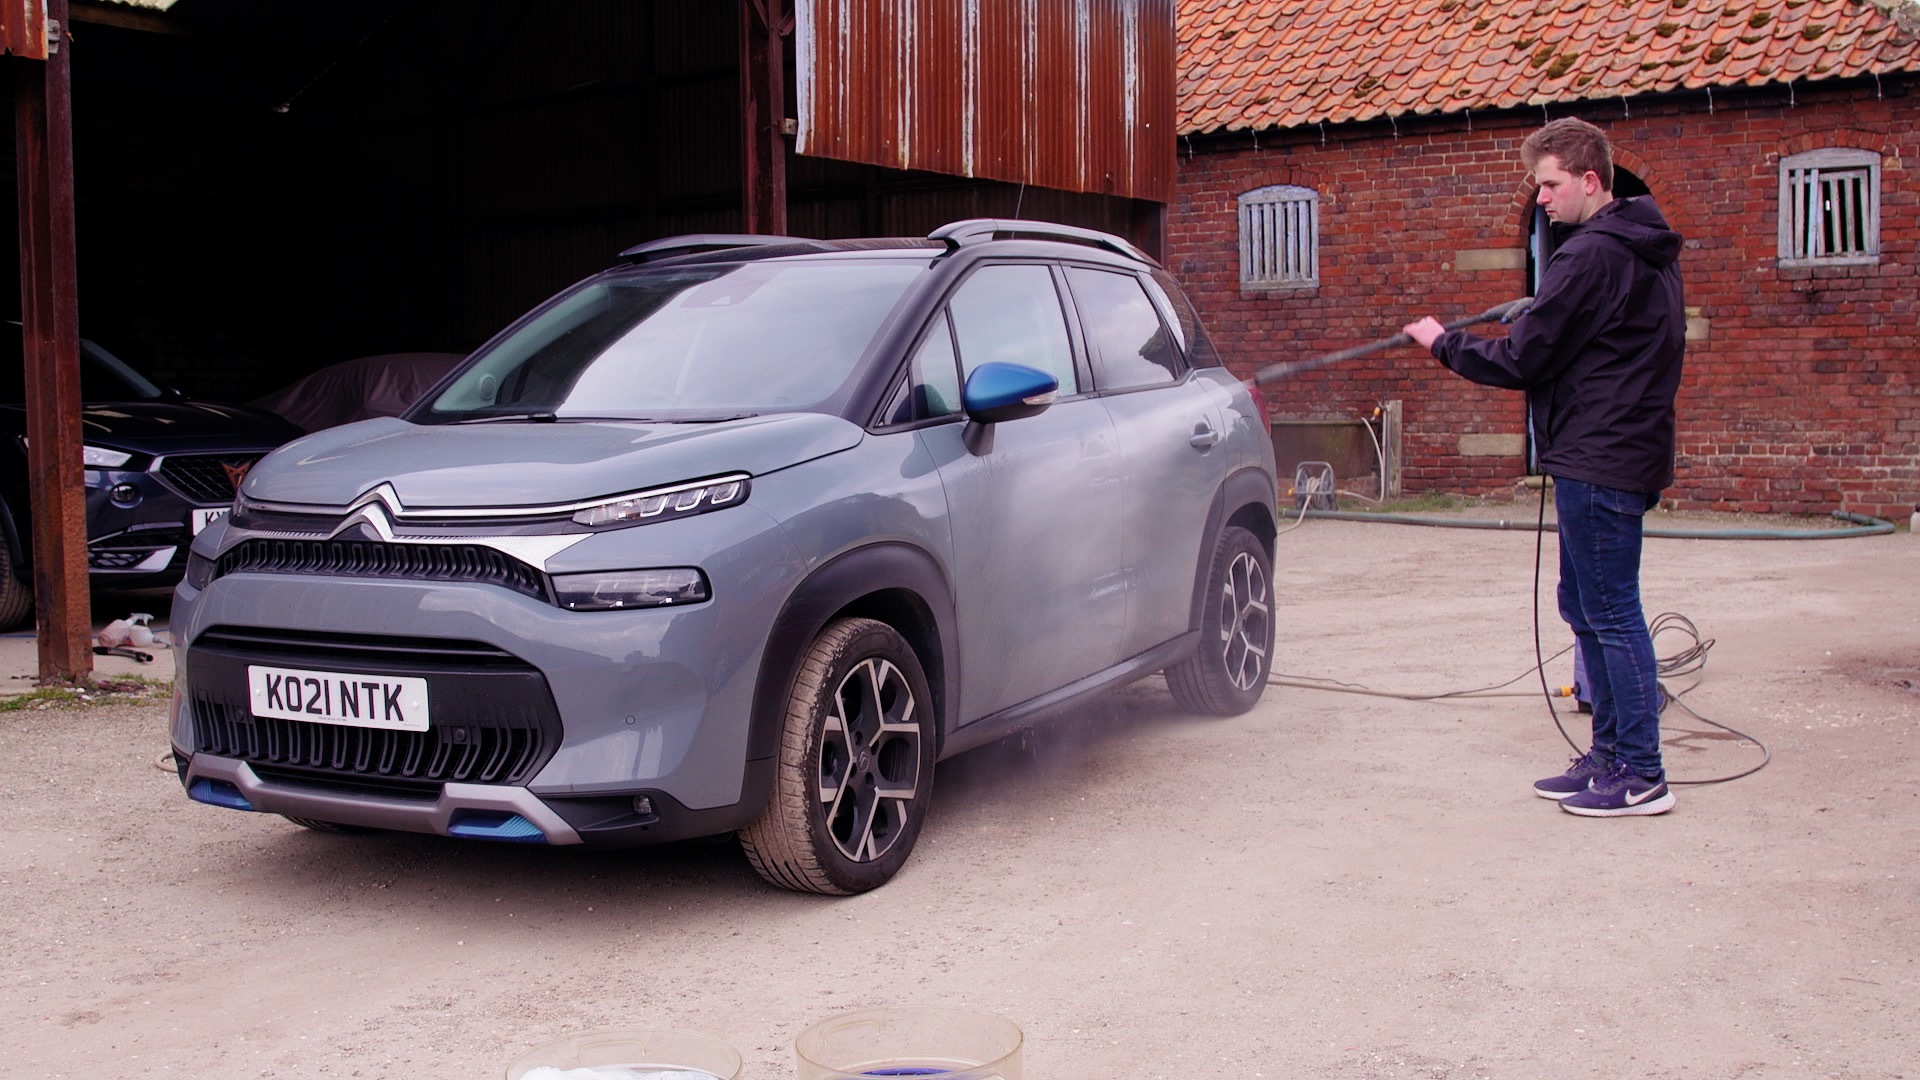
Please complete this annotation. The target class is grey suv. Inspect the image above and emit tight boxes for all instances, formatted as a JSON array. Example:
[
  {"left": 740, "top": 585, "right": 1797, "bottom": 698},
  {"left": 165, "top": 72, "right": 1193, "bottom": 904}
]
[{"left": 169, "top": 219, "right": 1278, "bottom": 894}]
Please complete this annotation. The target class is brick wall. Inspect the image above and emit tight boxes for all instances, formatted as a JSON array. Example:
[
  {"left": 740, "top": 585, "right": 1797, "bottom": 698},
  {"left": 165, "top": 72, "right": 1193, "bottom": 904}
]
[{"left": 1169, "top": 79, "right": 1919, "bottom": 521}]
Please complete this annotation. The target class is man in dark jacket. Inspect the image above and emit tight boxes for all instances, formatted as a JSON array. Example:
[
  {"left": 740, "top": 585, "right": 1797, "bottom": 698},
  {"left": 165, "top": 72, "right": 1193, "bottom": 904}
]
[{"left": 1404, "top": 117, "right": 1684, "bottom": 817}]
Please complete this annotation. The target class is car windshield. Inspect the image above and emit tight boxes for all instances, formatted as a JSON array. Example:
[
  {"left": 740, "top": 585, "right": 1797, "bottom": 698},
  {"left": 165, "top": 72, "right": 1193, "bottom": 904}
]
[
  {"left": 0, "top": 333, "right": 170, "bottom": 405},
  {"left": 420, "top": 258, "right": 926, "bottom": 422}
]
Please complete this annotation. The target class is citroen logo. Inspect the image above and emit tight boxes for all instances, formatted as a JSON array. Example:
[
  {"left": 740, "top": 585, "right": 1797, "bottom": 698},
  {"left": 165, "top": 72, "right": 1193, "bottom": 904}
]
[{"left": 327, "top": 484, "right": 406, "bottom": 541}]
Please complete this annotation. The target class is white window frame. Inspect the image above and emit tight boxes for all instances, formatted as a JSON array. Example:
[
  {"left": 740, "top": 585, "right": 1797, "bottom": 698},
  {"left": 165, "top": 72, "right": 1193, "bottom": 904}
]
[
  {"left": 1239, "top": 184, "right": 1319, "bottom": 290},
  {"left": 1779, "top": 148, "right": 1880, "bottom": 267}
]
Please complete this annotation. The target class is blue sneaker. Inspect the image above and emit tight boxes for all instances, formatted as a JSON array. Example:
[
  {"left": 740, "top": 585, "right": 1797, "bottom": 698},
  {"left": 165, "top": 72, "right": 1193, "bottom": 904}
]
[
  {"left": 1560, "top": 761, "right": 1675, "bottom": 817},
  {"left": 1533, "top": 751, "right": 1610, "bottom": 800}
]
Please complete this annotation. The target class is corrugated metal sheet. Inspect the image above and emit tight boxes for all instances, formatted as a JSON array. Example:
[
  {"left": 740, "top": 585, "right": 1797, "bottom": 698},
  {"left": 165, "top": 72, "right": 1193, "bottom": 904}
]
[
  {"left": 797, "top": 0, "right": 1174, "bottom": 202},
  {"left": 3, "top": 0, "right": 48, "bottom": 59}
]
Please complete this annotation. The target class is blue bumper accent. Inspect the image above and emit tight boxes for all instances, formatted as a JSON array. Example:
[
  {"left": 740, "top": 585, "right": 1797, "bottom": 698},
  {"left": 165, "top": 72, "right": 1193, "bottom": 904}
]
[
  {"left": 188, "top": 778, "right": 256, "bottom": 811},
  {"left": 447, "top": 810, "right": 549, "bottom": 843}
]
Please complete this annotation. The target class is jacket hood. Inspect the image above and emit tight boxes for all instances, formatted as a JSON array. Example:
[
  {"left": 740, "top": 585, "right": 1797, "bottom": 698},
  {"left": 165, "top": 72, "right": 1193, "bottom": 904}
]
[
  {"left": 1567, "top": 196, "right": 1683, "bottom": 269},
  {"left": 242, "top": 411, "right": 865, "bottom": 509}
]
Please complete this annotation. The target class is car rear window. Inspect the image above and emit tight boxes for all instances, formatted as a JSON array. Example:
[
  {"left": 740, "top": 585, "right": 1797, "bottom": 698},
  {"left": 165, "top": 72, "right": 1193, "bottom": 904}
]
[{"left": 421, "top": 259, "right": 926, "bottom": 422}]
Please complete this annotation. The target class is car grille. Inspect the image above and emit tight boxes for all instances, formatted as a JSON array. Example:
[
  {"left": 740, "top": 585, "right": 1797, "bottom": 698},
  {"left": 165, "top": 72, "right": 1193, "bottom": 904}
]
[
  {"left": 190, "top": 700, "right": 549, "bottom": 785},
  {"left": 186, "top": 627, "right": 562, "bottom": 788},
  {"left": 156, "top": 453, "right": 265, "bottom": 504},
  {"left": 213, "top": 537, "right": 551, "bottom": 602}
]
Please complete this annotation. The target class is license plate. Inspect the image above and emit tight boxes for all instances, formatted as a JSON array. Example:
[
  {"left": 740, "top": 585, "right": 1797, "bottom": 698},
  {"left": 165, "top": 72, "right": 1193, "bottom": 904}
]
[
  {"left": 247, "top": 665, "right": 430, "bottom": 732},
  {"left": 191, "top": 507, "right": 230, "bottom": 535}
]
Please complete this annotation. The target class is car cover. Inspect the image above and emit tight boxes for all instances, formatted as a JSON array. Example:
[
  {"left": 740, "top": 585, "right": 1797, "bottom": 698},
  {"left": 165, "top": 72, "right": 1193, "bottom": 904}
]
[{"left": 252, "top": 352, "right": 465, "bottom": 433}]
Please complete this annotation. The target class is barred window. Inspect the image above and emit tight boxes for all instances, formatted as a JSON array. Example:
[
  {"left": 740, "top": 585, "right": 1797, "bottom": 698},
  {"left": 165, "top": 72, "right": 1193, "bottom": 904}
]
[
  {"left": 1779, "top": 149, "right": 1880, "bottom": 266},
  {"left": 1239, "top": 184, "right": 1319, "bottom": 289}
]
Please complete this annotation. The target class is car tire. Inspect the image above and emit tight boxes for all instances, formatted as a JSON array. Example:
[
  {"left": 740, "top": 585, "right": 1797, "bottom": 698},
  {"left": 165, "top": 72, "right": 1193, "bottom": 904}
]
[
  {"left": 0, "top": 533, "right": 31, "bottom": 632},
  {"left": 1165, "top": 524, "right": 1273, "bottom": 716},
  {"left": 739, "top": 617, "right": 936, "bottom": 895},
  {"left": 282, "top": 816, "right": 374, "bottom": 835},
  {"left": 0, "top": 518, "right": 30, "bottom": 626}
]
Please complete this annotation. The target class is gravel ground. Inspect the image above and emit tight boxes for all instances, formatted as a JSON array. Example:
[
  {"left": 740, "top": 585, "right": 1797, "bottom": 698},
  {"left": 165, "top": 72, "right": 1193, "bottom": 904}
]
[{"left": 4, "top": 512, "right": 1917, "bottom": 1079}]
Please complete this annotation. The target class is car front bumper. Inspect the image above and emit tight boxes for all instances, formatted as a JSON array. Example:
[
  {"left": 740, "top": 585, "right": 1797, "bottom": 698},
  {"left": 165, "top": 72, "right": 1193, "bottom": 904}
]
[{"left": 168, "top": 514, "right": 801, "bottom": 846}]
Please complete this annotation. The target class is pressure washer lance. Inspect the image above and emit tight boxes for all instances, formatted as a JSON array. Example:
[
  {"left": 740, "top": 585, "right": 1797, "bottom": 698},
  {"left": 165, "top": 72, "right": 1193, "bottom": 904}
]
[{"left": 1243, "top": 296, "right": 1535, "bottom": 387}]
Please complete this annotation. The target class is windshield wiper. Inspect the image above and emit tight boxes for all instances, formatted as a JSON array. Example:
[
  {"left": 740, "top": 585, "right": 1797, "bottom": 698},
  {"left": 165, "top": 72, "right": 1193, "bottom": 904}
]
[
  {"left": 548, "top": 413, "right": 762, "bottom": 424},
  {"left": 449, "top": 411, "right": 759, "bottom": 425},
  {"left": 452, "top": 411, "right": 557, "bottom": 424}
]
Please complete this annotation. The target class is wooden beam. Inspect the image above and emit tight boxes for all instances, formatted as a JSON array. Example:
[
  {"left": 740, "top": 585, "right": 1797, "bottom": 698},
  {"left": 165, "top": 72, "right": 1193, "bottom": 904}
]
[
  {"left": 739, "top": 0, "right": 789, "bottom": 235},
  {"left": 69, "top": 0, "right": 343, "bottom": 58},
  {"left": 13, "top": 0, "right": 92, "bottom": 682}
]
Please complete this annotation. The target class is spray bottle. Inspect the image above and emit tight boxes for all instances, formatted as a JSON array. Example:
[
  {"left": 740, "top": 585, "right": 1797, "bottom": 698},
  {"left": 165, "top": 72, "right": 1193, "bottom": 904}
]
[{"left": 96, "top": 613, "right": 156, "bottom": 648}]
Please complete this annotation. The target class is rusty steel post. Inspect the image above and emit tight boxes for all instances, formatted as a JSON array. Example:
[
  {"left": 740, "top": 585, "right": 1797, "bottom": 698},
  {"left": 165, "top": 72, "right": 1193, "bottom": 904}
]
[
  {"left": 739, "top": 0, "right": 790, "bottom": 236},
  {"left": 14, "top": 0, "right": 94, "bottom": 682}
]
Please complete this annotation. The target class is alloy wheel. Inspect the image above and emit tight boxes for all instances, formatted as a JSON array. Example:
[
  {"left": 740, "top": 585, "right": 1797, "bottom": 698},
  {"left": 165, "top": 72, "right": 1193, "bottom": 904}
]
[
  {"left": 1216, "top": 549, "right": 1271, "bottom": 691},
  {"left": 818, "top": 656, "right": 924, "bottom": 862}
]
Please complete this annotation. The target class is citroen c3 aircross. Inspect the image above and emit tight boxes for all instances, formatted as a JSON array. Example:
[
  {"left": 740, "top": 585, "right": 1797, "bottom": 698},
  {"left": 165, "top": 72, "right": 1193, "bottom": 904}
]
[{"left": 169, "top": 219, "right": 1279, "bottom": 894}]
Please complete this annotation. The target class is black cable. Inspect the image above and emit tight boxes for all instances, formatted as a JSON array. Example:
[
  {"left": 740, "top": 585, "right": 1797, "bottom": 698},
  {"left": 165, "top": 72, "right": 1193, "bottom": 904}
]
[
  {"left": 1269, "top": 643, "right": 1573, "bottom": 701},
  {"left": 1532, "top": 478, "right": 1571, "bottom": 749},
  {"left": 1662, "top": 693, "right": 1773, "bottom": 785},
  {"left": 1264, "top": 483, "right": 1771, "bottom": 786},
  {"left": 1643, "top": 614, "right": 1772, "bottom": 786},
  {"left": 1527, "top": 480, "right": 1768, "bottom": 786}
]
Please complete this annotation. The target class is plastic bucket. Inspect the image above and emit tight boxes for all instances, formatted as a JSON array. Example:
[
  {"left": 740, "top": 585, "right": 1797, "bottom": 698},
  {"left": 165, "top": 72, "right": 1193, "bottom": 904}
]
[
  {"left": 794, "top": 1006, "right": 1023, "bottom": 1080},
  {"left": 504, "top": 1027, "right": 744, "bottom": 1080}
]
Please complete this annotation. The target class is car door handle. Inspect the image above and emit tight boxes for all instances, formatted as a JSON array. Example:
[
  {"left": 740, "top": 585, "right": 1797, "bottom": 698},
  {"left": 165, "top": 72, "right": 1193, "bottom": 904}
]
[{"left": 1189, "top": 423, "right": 1221, "bottom": 449}]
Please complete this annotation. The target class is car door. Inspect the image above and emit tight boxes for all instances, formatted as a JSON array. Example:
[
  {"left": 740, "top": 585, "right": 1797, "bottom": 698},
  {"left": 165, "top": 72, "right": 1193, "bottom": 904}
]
[
  {"left": 1064, "top": 264, "right": 1230, "bottom": 656},
  {"left": 910, "top": 262, "right": 1130, "bottom": 723}
]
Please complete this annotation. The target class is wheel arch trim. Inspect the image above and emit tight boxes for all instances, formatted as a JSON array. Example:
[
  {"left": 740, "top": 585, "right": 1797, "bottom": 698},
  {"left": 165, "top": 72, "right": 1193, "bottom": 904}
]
[
  {"left": 1188, "top": 466, "right": 1278, "bottom": 631},
  {"left": 747, "top": 542, "right": 957, "bottom": 769}
]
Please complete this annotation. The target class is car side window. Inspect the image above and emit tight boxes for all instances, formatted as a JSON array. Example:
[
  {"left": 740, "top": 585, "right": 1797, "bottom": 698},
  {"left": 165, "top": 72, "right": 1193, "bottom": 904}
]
[
  {"left": 891, "top": 311, "right": 963, "bottom": 422},
  {"left": 1148, "top": 267, "right": 1222, "bottom": 368},
  {"left": 1067, "top": 266, "right": 1184, "bottom": 390},
  {"left": 947, "top": 264, "right": 1078, "bottom": 394}
]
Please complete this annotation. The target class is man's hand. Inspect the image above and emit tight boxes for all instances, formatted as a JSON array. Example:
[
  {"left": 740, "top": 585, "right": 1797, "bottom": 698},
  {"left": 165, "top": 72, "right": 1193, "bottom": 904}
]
[{"left": 1403, "top": 316, "right": 1445, "bottom": 351}]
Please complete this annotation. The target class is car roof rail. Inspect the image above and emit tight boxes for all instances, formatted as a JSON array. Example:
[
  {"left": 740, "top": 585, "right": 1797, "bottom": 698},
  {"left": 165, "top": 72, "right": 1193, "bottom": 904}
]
[
  {"left": 618, "top": 234, "right": 819, "bottom": 263},
  {"left": 928, "top": 218, "right": 1154, "bottom": 265}
]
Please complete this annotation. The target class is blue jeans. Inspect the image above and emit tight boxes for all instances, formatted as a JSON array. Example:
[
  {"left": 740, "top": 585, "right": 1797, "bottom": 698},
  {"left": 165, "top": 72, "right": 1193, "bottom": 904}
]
[{"left": 1554, "top": 476, "right": 1664, "bottom": 777}]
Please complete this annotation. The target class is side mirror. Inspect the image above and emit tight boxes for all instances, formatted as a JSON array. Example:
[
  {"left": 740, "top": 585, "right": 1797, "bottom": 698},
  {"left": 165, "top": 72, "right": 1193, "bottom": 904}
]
[{"left": 961, "top": 362, "right": 1058, "bottom": 425}]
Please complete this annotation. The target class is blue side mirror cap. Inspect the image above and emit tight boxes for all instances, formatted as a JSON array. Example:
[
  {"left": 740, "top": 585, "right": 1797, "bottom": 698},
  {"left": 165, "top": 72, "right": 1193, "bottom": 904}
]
[{"left": 961, "top": 362, "right": 1059, "bottom": 425}]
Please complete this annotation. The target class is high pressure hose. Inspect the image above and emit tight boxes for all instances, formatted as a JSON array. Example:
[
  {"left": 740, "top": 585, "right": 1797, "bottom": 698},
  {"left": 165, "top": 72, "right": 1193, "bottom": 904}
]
[
  {"left": 1267, "top": 482, "right": 1775, "bottom": 787},
  {"left": 1281, "top": 506, "right": 1897, "bottom": 540},
  {"left": 1251, "top": 297, "right": 1895, "bottom": 541},
  {"left": 1255, "top": 299, "right": 1806, "bottom": 787},
  {"left": 1244, "top": 297, "right": 1535, "bottom": 387}
]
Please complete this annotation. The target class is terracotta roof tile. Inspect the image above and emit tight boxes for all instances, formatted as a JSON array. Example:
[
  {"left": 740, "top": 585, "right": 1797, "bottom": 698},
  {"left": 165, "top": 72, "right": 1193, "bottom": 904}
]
[{"left": 1178, "top": 0, "right": 1920, "bottom": 134}]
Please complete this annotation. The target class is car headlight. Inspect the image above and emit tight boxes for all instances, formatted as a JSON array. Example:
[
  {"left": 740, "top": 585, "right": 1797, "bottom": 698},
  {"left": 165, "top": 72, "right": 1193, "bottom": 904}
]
[
  {"left": 571, "top": 474, "right": 749, "bottom": 527},
  {"left": 551, "top": 568, "right": 710, "bottom": 610},
  {"left": 84, "top": 445, "right": 133, "bottom": 468},
  {"left": 16, "top": 437, "right": 133, "bottom": 468}
]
